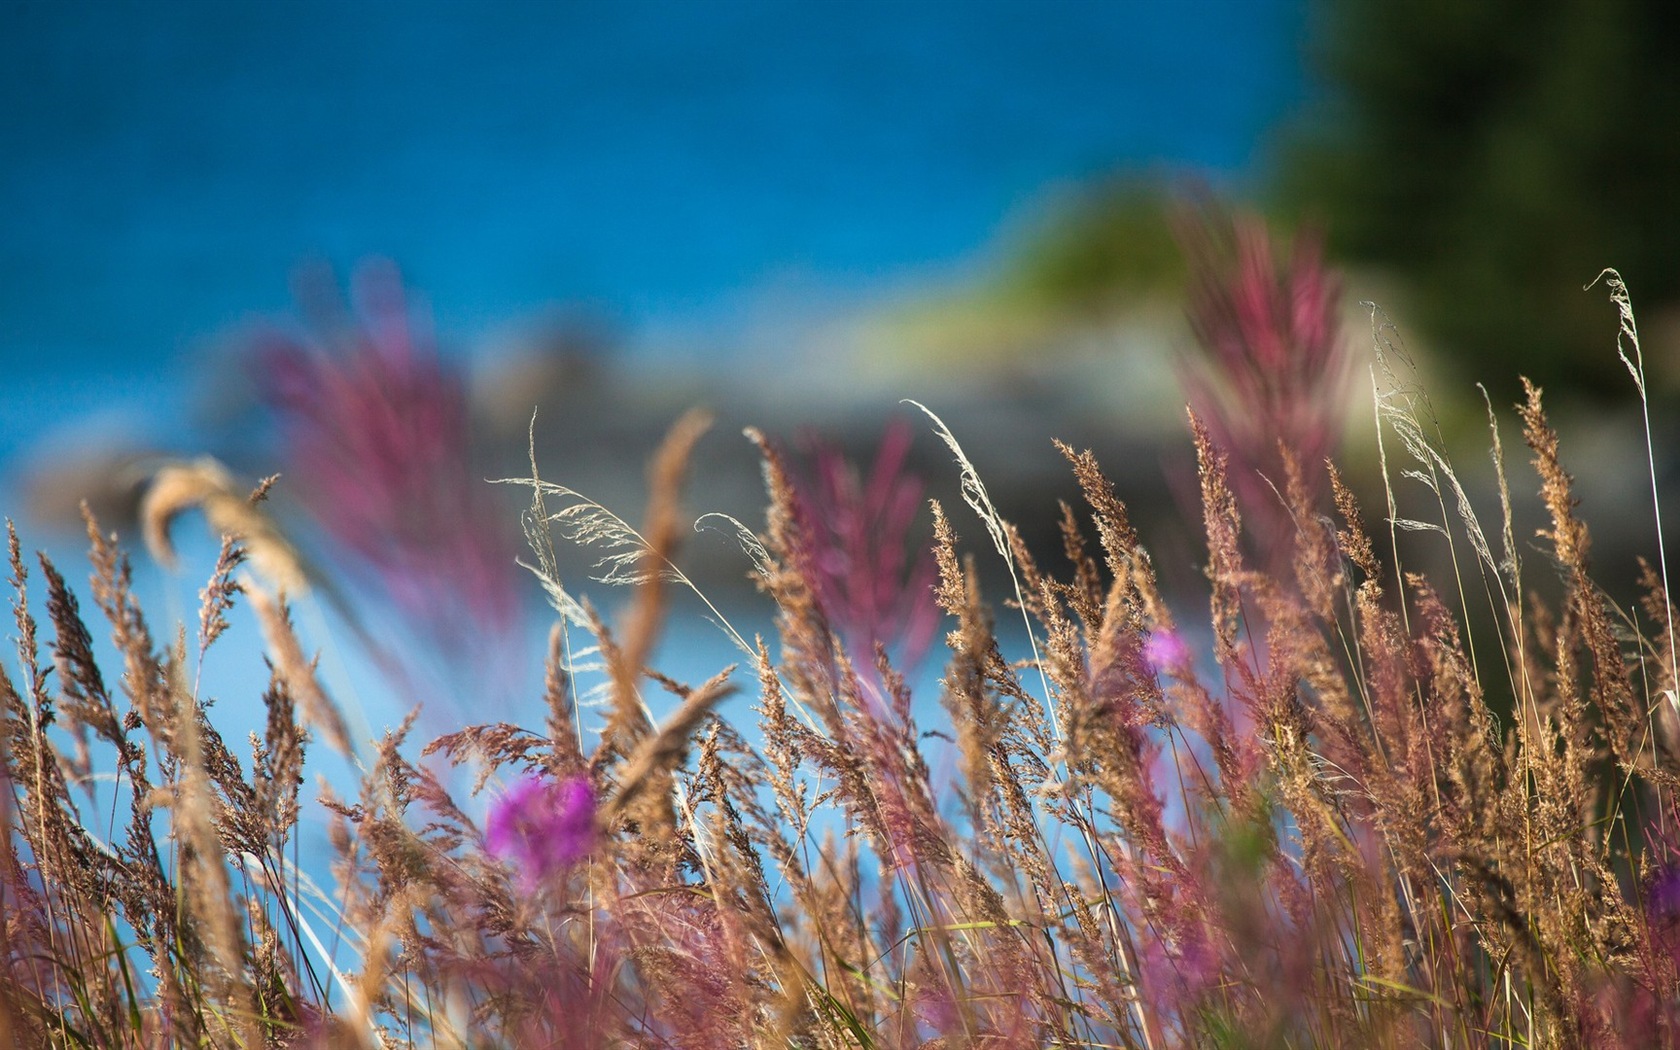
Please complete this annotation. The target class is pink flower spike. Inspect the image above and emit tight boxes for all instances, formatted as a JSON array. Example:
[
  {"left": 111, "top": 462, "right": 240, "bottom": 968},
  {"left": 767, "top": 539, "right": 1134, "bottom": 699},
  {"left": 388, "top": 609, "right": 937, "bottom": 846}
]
[
  {"left": 251, "top": 260, "right": 521, "bottom": 651},
  {"left": 1176, "top": 201, "right": 1349, "bottom": 565},
  {"left": 785, "top": 418, "right": 940, "bottom": 677},
  {"left": 484, "top": 774, "right": 596, "bottom": 890}
]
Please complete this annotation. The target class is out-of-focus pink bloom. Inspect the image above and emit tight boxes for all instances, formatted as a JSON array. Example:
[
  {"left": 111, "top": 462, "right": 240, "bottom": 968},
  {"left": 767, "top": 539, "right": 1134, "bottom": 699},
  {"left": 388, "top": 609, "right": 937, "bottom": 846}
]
[
  {"left": 1647, "top": 865, "right": 1680, "bottom": 966},
  {"left": 1142, "top": 629, "right": 1190, "bottom": 676},
  {"left": 787, "top": 419, "right": 939, "bottom": 673},
  {"left": 484, "top": 774, "right": 596, "bottom": 889},
  {"left": 1178, "top": 206, "right": 1347, "bottom": 554},
  {"left": 251, "top": 261, "right": 519, "bottom": 649}
]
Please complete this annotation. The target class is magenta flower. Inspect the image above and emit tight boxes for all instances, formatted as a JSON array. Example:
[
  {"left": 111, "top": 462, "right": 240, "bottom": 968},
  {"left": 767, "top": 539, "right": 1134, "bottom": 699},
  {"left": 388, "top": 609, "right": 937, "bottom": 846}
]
[
  {"left": 1178, "top": 205, "right": 1348, "bottom": 556},
  {"left": 484, "top": 774, "right": 596, "bottom": 889},
  {"left": 251, "top": 260, "right": 519, "bottom": 650},
  {"left": 1142, "top": 628, "right": 1190, "bottom": 676},
  {"left": 785, "top": 418, "right": 939, "bottom": 673}
]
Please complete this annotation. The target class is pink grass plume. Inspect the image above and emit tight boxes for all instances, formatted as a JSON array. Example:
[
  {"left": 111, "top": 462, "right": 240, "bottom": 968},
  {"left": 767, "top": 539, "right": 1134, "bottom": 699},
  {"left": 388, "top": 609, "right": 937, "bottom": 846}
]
[
  {"left": 1177, "top": 203, "right": 1348, "bottom": 559},
  {"left": 251, "top": 260, "right": 521, "bottom": 652},
  {"left": 786, "top": 418, "right": 939, "bottom": 674}
]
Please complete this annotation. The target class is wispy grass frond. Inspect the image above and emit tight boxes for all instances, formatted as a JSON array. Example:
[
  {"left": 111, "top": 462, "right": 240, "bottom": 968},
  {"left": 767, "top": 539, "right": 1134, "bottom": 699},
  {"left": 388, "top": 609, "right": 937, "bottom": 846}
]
[
  {"left": 1596, "top": 268, "right": 1680, "bottom": 722},
  {"left": 903, "top": 398, "right": 1056, "bottom": 724}
]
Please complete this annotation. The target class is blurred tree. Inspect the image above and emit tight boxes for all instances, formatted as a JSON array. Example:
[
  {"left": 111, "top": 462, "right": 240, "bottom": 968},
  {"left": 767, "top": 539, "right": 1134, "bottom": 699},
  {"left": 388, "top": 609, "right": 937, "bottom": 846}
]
[
  {"left": 1003, "top": 178, "right": 1186, "bottom": 311},
  {"left": 1282, "top": 0, "right": 1680, "bottom": 400}
]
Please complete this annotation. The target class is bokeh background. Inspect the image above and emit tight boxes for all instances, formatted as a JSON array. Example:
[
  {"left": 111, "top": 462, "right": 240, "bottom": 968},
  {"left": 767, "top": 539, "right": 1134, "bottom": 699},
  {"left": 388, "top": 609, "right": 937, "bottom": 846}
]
[{"left": 4, "top": 0, "right": 1679, "bottom": 723}]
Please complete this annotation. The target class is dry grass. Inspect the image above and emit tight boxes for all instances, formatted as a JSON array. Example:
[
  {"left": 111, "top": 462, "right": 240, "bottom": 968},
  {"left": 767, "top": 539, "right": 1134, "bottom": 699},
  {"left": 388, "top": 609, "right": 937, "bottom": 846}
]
[{"left": 5, "top": 299, "right": 1680, "bottom": 1049}]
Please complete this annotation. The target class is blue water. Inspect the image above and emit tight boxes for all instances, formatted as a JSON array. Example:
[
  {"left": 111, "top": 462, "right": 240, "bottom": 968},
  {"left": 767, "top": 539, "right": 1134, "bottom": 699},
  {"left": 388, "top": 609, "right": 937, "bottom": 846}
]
[{"left": 1, "top": 0, "right": 1308, "bottom": 461}]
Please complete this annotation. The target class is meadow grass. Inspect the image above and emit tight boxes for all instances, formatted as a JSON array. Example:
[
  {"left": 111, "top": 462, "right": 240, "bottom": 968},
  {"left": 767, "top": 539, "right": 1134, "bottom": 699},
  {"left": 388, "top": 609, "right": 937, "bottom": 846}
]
[{"left": 3, "top": 261, "right": 1679, "bottom": 1048}]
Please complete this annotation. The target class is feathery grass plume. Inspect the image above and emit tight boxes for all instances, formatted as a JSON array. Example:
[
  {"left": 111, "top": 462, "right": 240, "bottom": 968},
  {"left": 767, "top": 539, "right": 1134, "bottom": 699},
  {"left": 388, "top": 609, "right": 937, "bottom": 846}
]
[
  {"left": 248, "top": 584, "right": 354, "bottom": 760},
  {"left": 1177, "top": 201, "right": 1349, "bottom": 564},
  {"left": 507, "top": 410, "right": 759, "bottom": 668},
  {"left": 0, "top": 506, "right": 355, "bottom": 1046},
  {"left": 603, "top": 409, "right": 713, "bottom": 759},
  {"left": 162, "top": 649, "right": 262, "bottom": 1047},
  {"left": 252, "top": 259, "right": 520, "bottom": 654},
  {"left": 742, "top": 424, "right": 852, "bottom": 742},
  {"left": 1596, "top": 268, "right": 1680, "bottom": 725}
]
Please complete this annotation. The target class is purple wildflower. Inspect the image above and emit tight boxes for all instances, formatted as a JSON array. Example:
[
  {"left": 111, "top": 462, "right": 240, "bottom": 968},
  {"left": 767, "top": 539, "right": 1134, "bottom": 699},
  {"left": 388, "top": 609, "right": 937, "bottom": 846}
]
[
  {"left": 786, "top": 419, "right": 939, "bottom": 673},
  {"left": 484, "top": 774, "right": 596, "bottom": 890},
  {"left": 1142, "top": 628, "right": 1190, "bottom": 676},
  {"left": 1178, "top": 204, "right": 1348, "bottom": 557},
  {"left": 251, "top": 260, "right": 519, "bottom": 650}
]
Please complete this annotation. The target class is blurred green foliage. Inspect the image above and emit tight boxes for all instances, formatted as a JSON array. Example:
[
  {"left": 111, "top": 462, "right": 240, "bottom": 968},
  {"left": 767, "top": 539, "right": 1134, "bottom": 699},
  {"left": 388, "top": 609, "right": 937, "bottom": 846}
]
[
  {"left": 995, "top": 1, "right": 1680, "bottom": 404},
  {"left": 1002, "top": 179, "right": 1186, "bottom": 311},
  {"left": 1283, "top": 0, "right": 1680, "bottom": 400}
]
